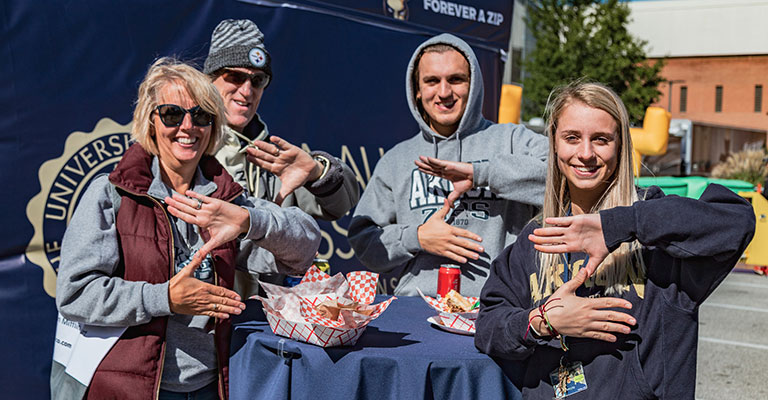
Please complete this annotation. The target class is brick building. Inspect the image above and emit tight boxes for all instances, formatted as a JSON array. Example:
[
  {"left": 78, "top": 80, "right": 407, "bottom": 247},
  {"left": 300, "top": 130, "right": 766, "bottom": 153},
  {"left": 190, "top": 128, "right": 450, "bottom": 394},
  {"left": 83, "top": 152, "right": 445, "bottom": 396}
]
[
  {"left": 627, "top": 0, "right": 768, "bottom": 175},
  {"left": 628, "top": 0, "right": 768, "bottom": 132},
  {"left": 651, "top": 55, "right": 768, "bottom": 131}
]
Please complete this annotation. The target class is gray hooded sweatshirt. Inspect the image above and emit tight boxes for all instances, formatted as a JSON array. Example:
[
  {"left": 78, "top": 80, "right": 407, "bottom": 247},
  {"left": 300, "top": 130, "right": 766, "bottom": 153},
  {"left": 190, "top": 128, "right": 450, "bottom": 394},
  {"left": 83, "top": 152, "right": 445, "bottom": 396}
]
[{"left": 348, "top": 34, "right": 548, "bottom": 297}]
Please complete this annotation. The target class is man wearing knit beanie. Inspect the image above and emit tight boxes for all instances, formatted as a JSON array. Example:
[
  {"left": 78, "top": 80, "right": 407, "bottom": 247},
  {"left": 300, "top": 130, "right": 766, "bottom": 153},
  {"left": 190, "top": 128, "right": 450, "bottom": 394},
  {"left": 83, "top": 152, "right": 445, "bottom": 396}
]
[{"left": 205, "top": 19, "right": 359, "bottom": 292}]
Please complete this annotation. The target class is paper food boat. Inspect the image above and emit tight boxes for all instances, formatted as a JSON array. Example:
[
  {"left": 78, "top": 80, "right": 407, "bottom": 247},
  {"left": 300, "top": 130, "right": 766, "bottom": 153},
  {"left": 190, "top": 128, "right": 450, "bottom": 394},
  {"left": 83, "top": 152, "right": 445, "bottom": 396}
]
[
  {"left": 417, "top": 288, "right": 478, "bottom": 334},
  {"left": 256, "top": 265, "right": 395, "bottom": 347}
]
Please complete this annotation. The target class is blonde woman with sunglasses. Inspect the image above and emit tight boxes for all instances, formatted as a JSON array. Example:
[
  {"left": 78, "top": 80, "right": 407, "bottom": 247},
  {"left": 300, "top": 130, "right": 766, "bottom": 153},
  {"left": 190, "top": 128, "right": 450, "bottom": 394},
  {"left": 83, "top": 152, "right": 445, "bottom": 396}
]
[
  {"left": 52, "top": 58, "right": 320, "bottom": 399},
  {"left": 475, "top": 82, "right": 754, "bottom": 399}
]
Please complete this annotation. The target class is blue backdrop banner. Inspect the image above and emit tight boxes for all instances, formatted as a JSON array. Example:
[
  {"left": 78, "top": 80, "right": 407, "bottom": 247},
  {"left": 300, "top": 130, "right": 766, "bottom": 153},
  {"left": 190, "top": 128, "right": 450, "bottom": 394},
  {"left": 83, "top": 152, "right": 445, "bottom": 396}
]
[
  {"left": 1, "top": 0, "right": 512, "bottom": 397},
  {"left": 241, "top": 0, "right": 513, "bottom": 49}
]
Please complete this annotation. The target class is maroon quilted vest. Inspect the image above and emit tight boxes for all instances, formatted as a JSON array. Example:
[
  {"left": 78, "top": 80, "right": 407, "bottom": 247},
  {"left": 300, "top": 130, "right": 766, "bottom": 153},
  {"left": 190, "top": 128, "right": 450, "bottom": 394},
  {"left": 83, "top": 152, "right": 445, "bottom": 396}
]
[{"left": 85, "top": 144, "right": 242, "bottom": 399}]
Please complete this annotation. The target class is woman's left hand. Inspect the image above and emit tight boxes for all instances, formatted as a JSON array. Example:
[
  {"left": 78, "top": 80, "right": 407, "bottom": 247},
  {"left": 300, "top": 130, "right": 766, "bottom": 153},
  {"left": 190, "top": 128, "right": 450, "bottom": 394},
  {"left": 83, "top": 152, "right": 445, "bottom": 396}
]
[
  {"left": 528, "top": 214, "right": 610, "bottom": 277},
  {"left": 169, "top": 256, "right": 245, "bottom": 318},
  {"left": 165, "top": 191, "right": 250, "bottom": 258},
  {"left": 543, "top": 269, "right": 635, "bottom": 342}
]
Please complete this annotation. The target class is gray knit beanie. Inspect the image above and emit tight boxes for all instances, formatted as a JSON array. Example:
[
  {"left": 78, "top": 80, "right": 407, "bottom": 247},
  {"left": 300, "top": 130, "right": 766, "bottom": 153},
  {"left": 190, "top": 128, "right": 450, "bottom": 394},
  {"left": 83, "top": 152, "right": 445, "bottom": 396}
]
[{"left": 203, "top": 19, "right": 272, "bottom": 81}]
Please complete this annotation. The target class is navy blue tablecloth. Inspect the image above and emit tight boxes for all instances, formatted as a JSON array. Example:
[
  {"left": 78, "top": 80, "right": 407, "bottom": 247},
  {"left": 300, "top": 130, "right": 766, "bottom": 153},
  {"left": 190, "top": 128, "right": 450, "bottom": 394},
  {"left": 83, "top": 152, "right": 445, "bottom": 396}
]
[{"left": 230, "top": 295, "right": 522, "bottom": 400}]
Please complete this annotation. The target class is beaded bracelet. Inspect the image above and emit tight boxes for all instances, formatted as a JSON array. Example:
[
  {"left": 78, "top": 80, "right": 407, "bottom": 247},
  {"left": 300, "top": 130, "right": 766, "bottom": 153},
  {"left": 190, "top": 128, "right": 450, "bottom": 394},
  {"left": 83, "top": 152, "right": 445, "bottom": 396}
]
[
  {"left": 542, "top": 308, "right": 569, "bottom": 351},
  {"left": 540, "top": 298, "right": 569, "bottom": 351},
  {"left": 524, "top": 297, "right": 561, "bottom": 339}
]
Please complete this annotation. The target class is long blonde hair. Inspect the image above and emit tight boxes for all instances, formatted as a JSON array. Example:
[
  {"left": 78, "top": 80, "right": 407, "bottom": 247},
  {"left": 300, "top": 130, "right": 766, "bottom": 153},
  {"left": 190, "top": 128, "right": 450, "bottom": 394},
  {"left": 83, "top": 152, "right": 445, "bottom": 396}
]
[{"left": 537, "top": 81, "right": 645, "bottom": 299}]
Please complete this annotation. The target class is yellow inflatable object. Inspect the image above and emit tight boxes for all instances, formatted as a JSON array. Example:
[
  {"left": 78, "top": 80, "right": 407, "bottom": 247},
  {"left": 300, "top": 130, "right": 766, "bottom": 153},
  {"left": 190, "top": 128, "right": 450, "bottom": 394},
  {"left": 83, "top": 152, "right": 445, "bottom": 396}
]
[
  {"left": 629, "top": 107, "right": 671, "bottom": 176},
  {"left": 738, "top": 191, "right": 768, "bottom": 267},
  {"left": 498, "top": 84, "right": 522, "bottom": 124}
]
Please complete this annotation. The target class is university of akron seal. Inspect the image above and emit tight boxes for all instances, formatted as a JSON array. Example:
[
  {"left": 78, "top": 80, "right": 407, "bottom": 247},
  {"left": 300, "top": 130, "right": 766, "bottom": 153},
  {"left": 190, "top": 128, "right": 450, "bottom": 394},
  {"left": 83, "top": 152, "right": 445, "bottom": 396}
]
[{"left": 25, "top": 118, "right": 132, "bottom": 297}]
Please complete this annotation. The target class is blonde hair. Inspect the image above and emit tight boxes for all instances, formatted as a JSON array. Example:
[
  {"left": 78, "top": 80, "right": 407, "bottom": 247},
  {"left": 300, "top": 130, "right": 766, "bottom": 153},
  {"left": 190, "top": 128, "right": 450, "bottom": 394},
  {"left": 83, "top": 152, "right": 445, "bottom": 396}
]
[
  {"left": 537, "top": 81, "right": 645, "bottom": 299},
  {"left": 131, "top": 57, "right": 225, "bottom": 156}
]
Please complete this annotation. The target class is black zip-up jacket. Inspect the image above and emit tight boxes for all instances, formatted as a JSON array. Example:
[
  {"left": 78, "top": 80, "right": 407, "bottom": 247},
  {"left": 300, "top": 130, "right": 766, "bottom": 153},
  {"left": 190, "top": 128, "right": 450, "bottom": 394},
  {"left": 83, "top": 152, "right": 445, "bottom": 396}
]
[{"left": 475, "top": 184, "right": 755, "bottom": 399}]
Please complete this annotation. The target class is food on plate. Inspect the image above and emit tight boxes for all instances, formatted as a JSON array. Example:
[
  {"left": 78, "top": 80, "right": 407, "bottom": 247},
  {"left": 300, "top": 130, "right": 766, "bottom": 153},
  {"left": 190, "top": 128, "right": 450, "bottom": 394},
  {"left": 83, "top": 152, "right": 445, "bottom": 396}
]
[
  {"left": 441, "top": 289, "right": 473, "bottom": 313},
  {"left": 315, "top": 299, "right": 374, "bottom": 320}
]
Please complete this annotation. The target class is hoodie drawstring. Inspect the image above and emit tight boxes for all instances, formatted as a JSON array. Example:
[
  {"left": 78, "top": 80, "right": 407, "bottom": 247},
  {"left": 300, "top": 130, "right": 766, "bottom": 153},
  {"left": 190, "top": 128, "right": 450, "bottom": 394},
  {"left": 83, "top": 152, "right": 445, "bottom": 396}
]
[
  {"left": 457, "top": 134, "right": 462, "bottom": 162},
  {"left": 227, "top": 125, "right": 268, "bottom": 198},
  {"left": 246, "top": 162, "right": 260, "bottom": 197},
  {"left": 430, "top": 131, "right": 463, "bottom": 162}
]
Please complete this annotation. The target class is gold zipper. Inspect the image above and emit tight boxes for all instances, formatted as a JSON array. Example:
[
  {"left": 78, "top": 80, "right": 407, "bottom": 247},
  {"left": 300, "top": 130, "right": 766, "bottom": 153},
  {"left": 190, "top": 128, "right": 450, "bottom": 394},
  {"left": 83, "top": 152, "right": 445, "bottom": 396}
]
[
  {"left": 114, "top": 185, "right": 175, "bottom": 399},
  {"left": 218, "top": 190, "right": 241, "bottom": 399},
  {"left": 214, "top": 266, "right": 225, "bottom": 399},
  {"left": 154, "top": 342, "right": 166, "bottom": 400}
]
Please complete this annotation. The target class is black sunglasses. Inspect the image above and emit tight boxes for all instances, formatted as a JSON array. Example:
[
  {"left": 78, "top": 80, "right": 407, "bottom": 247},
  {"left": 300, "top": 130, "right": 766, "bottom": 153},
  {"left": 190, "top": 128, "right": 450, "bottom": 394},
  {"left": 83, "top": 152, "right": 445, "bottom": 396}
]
[
  {"left": 153, "top": 104, "right": 214, "bottom": 127},
  {"left": 220, "top": 68, "right": 270, "bottom": 89}
]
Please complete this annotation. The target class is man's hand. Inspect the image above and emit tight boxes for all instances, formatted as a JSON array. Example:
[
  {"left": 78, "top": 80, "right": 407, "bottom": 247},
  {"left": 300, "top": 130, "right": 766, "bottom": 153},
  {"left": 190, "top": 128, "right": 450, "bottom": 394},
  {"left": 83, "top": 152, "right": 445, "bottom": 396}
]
[
  {"left": 535, "top": 269, "right": 635, "bottom": 342},
  {"left": 528, "top": 214, "right": 610, "bottom": 277},
  {"left": 246, "top": 136, "right": 323, "bottom": 205},
  {"left": 168, "top": 256, "right": 245, "bottom": 318},
  {"left": 165, "top": 191, "right": 250, "bottom": 257},
  {"left": 417, "top": 200, "right": 484, "bottom": 264},
  {"left": 414, "top": 156, "right": 474, "bottom": 205}
]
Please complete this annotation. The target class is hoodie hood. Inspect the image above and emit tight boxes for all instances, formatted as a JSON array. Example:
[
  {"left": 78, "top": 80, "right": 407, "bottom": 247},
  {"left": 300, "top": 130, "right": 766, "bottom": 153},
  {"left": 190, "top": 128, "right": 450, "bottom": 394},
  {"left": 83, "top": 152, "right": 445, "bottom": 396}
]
[{"left": 406, "top": 33, "right": 487, "bottom": 146}]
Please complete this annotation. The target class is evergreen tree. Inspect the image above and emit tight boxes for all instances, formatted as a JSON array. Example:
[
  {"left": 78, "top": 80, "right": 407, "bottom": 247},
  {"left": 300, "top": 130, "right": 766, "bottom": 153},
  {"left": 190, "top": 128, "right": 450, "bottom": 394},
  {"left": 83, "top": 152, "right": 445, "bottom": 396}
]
[{"left": 522, "top": 0, "right": 664, "bottom": 124}]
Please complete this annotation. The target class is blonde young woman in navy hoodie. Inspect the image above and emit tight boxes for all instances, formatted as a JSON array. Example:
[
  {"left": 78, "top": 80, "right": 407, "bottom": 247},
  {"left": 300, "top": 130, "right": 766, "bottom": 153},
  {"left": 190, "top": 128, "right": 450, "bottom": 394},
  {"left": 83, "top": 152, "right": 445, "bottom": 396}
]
[{"left": 475, "top": 82, "right": 755, "bottom": 399}]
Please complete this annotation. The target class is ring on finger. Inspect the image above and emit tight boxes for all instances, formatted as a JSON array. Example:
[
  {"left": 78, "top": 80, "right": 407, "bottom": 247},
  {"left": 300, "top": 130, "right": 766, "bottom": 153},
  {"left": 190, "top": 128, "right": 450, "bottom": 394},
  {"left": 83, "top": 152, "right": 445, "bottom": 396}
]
[
  {"left": 213, "top": 303, "right": 219, "bottom": 311},
  {"left": 194, "top": 198, "right": 203, "bottom": 210},
  {"left": 274, "top": 148, "right": 281, "bottom": 157}
]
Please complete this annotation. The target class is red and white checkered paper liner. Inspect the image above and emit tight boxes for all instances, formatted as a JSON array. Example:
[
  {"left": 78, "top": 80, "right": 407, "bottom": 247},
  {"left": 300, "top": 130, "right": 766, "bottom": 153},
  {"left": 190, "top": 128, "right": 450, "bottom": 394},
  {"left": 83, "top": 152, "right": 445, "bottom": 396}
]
[
  {"left": 416, "top": 288, "right": 478, "bottom": 334},
  {"left": 256, "top": 266, "right": 395, "bottom": 347}
]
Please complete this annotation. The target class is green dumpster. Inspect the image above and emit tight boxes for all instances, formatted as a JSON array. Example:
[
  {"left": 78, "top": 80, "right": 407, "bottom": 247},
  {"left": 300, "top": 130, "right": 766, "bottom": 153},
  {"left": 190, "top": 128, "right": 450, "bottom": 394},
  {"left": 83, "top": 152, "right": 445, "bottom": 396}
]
[
  {"left": 635, "top": 176, "right": 689, "bottom": 197},
  {"left": 635, "top": 177, "right": 754, "bottom": 199},
  {"left": 704, "top": 178, "right": 755, "bottom": 196}
]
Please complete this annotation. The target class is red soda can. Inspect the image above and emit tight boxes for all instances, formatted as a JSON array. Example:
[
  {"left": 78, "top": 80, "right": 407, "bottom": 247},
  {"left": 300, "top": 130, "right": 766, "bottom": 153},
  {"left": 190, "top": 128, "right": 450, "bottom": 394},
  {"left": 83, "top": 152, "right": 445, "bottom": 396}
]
[{"left": 438, "top": 264, "right": 461, "bottom": 298}]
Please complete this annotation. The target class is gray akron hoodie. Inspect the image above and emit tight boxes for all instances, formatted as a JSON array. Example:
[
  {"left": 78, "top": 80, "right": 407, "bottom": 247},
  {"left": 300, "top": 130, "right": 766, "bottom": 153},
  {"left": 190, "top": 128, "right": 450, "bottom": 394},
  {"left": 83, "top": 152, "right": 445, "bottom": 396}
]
[{"left": 348, "top": 33, "right": 548, "bottom": 297}]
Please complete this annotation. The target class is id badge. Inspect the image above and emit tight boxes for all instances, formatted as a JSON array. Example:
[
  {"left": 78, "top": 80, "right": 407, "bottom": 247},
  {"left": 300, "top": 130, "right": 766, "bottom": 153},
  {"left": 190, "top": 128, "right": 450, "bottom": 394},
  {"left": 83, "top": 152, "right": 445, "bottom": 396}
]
[{"left": 549, "top": 361, "right": 587, "bottom": 398}]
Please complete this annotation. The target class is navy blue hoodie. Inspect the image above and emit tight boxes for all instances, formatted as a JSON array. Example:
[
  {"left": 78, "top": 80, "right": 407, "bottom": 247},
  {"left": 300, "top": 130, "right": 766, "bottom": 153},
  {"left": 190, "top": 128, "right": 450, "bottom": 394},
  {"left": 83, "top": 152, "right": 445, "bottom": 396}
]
[{"left": 475, "top": 184, "right": 755, "bottom": 399}]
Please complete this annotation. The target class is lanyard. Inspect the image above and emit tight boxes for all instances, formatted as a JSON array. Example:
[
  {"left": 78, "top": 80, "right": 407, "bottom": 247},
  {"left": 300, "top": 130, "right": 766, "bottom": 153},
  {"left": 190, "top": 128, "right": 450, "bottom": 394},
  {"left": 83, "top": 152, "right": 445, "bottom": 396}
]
[
  {"left": 559, "top": 203, "right": 587, "bottom": 284},
  {"left": 560, "top": 252, "right": 589, "bottom": 285},
  {"left": 561, "top": 253, "right": 571, "bottom": 283}
]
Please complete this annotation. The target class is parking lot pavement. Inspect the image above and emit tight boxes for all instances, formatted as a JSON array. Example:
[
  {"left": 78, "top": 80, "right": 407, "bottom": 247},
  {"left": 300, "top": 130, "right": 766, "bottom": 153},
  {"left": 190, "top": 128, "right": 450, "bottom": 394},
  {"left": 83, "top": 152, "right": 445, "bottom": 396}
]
[{"left": 696, "top": 270, "right": 768, "bottom": 400}]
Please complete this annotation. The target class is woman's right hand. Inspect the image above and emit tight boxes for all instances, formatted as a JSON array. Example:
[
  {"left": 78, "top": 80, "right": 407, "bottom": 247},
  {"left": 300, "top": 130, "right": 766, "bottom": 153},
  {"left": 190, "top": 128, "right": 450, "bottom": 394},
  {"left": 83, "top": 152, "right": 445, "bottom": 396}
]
[
  {"left": 541, "top": 269, "right": 636, "bottom": 342},
  {"left": 165, "top": 191, "right": 251, "bottom": 258},
  {"left": 168, "top": 256, "right": 245, "bottom": 319}
]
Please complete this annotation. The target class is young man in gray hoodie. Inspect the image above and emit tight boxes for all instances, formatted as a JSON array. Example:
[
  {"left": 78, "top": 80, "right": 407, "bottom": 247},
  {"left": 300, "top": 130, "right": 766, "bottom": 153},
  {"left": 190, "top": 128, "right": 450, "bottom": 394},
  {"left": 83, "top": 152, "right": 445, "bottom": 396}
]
[{"left": 348, "top": 33, "right": 548, "bottom": 297}]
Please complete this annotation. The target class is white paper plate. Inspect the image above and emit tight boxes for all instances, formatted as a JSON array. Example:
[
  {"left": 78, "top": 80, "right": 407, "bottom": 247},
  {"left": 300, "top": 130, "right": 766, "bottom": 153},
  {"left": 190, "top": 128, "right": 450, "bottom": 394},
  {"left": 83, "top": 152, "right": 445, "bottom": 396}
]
[{"left": 427, "top": 316, "right": 474, "bottom": 336}]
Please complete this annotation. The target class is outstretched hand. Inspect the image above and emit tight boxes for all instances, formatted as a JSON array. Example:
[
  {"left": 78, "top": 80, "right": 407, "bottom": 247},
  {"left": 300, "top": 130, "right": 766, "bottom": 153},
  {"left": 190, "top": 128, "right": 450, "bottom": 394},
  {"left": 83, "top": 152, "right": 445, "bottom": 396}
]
[
  {"left": 537, "top": 269, "right": 635, "bottom": 342},
  {"left": 414, "top": 156, "right": 474, "bottom": 205},
  {"left": 417, "top": 199, "right": 484, "bottom": 264},
  {"left": 165, "top": 190, "right": 250, "bottom": 258},
  {"left": 168, "top": 256, "right": 245, "bottom": 318},
  {"left": 245, "top": 135, "right": 323, "bottom": 205},
  {"left": 528, "top": 214, "right": 610, "bottom": 277}
]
